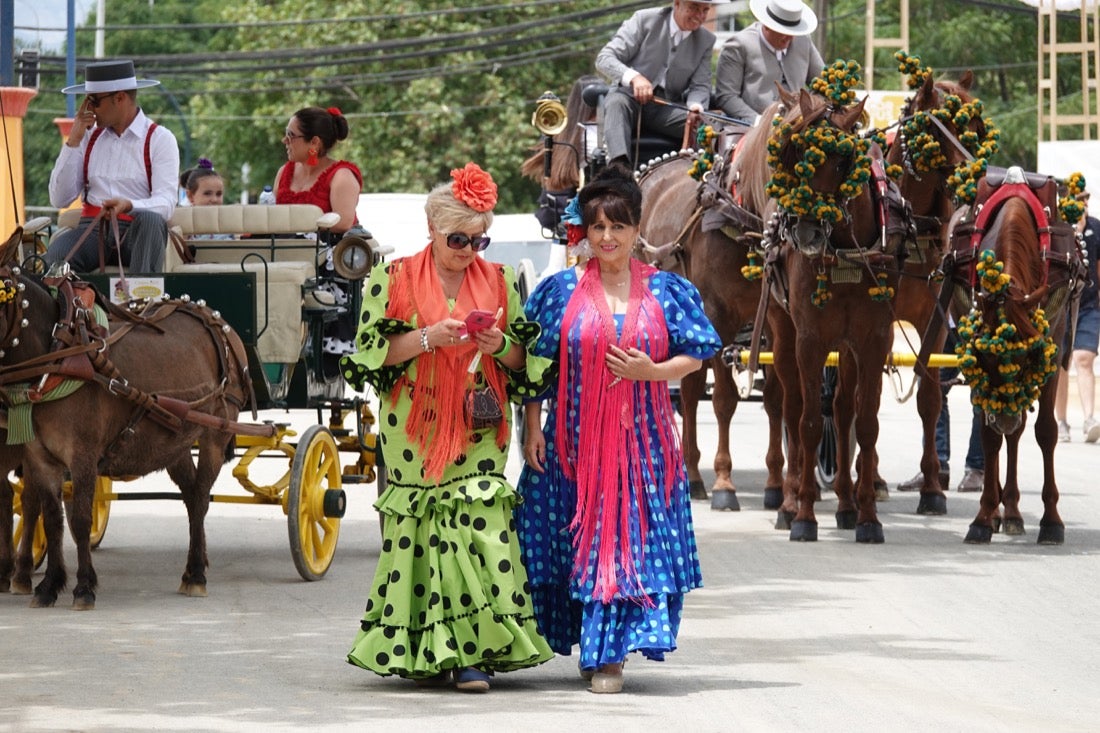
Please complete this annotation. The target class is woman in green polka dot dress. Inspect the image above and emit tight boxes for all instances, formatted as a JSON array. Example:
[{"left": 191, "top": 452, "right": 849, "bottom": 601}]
[{"left": 341, "top": 163, "right": 552, "bottom": 692}]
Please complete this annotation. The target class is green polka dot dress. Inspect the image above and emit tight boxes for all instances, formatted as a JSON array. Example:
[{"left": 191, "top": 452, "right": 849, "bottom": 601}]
[{"left": 342, "top": 257, "right": 553, "bottom": 679}]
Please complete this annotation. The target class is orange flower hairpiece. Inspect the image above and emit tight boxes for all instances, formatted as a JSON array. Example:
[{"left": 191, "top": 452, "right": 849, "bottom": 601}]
[
  {"left": 450, "top": 162, "right": 497, "bottom": 213},
  {"left": 327, "top": 106, "right": 341, "bottom": 116}
]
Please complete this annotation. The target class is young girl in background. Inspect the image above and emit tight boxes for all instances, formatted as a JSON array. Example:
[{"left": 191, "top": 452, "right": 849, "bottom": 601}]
[{"left": 180, "top": 158, "right": 225, "bottom": 206}]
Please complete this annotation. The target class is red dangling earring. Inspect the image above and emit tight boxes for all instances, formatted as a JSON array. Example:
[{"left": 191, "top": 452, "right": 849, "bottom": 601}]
[{"left": 307, "top": 147, "right": 319, "bottom": 166}]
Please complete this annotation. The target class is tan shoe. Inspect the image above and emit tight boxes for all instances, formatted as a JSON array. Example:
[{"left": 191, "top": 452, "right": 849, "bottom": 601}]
[
  {"left": 956, "top": 468, "right": 984, "bottom": 492},
  {"left": 589, "top": 662, "right": 624, "bottom": 694},
  {"left": 896, "top": 469, "right": 949, "bottom": 492}
]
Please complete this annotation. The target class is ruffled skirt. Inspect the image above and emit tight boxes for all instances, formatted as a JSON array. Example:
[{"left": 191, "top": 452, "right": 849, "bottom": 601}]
[{"left": 347, "top": 477, "right": 553, "bottom": 679}]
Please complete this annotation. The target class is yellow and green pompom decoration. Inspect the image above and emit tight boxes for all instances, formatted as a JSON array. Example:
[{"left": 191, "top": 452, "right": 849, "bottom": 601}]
[
  {"left": 1058, "top": 171, "right": 1087, "bottom": 225},
  {"left": 740, "top": 250, "right": 763, "bottom": 282}
]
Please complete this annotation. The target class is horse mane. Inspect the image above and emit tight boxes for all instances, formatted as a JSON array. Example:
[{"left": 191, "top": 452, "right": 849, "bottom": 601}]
[
  {"left": 982, "top": 196, "right": 1045, "bottom": 338},
  {"left": 732, "top": 101, "right": 787, "bottom": 216}
]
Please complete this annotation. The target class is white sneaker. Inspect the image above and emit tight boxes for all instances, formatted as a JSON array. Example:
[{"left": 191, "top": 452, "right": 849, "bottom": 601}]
[
  {"left": 1058, "top": 421, "right": 1071, "bottom": 443},
  {"left": 1085, "top": 417, "right": 1100, "bottom": 444}
]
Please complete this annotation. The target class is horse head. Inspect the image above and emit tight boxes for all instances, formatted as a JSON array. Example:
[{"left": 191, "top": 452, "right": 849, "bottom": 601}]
[
  {"left": 893, "top": 68, "right": 995, "bottom": 201},
  {"left": 766, "top": 89, "right": 872, "bottom": 257},
  {"left": 957, "top": 193, "right": 1058, "bottom": 435},
  {"left": 0, "top": 262, "right": 61, "bottom": 368}
]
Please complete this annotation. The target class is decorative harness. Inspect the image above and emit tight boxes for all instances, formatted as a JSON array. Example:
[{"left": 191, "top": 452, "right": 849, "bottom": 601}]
[{"left": 0, "top": 271, "right": 275, "bottom": 453}]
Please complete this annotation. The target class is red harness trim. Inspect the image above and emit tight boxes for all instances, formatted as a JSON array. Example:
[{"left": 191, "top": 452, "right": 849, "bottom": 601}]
[
  {"left": 82, "top": 121, "right": 158, "bottom": 206},
  {"left": 966, "top": 182, "right": 1053, "bottom": 288}
]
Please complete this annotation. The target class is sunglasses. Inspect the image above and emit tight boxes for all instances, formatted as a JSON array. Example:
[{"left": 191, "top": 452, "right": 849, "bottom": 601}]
[
  {"left": 86, "top": 93, "right": 114, "bottom": 108},
  {"left": 446, "top": 232, "right": 491, "bottom": 251}
]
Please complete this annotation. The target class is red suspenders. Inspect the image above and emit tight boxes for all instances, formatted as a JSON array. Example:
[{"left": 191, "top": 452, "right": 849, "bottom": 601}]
[{"left": 82, "top": 121, "right": 159, "bottom": 201}]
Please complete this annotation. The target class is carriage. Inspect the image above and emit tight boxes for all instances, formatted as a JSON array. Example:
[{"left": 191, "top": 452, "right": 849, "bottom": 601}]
[{"left": 7, "top": 202, "right": 389, "bottom": 586}]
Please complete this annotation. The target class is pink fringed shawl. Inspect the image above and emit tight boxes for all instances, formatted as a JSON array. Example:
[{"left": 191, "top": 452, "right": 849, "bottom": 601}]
[{"left": 555, "top": 258, "right": 681, "bottom": 603}]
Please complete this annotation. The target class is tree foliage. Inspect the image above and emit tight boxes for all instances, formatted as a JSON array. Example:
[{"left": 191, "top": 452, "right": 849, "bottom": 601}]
[{"left": 13, "top": 0, "right": 1088, "bottom": 218}]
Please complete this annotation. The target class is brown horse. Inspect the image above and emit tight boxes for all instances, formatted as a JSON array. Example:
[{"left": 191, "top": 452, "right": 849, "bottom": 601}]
[
  {"left": 0, "top": 230, "right": 263, "bottom": 609},
  {"left": 759, "top": 89, "right": 908, "bottom": 542},
  {"left": 942, "top": 168, "right": 1081, "bottom": 544},
  {"left": 879, "top": 71, "right": 986, "bottom": 512},
  {"left": 637, "top": 122, "right": 785, "bottom": 513},
  {"left": 827, "top": 71, "right": 990, "bottom": 517}
]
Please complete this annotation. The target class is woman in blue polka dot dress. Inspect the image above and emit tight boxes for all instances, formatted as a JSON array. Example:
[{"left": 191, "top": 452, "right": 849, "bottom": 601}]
[{"left": 517, "top": 164, "right": 721, "bottom": 693}]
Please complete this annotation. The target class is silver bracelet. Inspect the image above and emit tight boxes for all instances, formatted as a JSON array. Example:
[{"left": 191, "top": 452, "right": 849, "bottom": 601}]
[{"left": 420, "top": 327, "right": 432, "bottom": 353}]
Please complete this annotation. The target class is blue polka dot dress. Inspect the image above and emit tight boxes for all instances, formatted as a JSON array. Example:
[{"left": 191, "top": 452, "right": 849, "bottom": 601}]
[{"left": 516, "top": 267, "right": 721, "bottom": 672}]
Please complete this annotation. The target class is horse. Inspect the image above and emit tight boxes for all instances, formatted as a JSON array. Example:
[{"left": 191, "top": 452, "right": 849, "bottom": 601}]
[
  {"left": 824, "top": 69, "right": 992, "bottom": 518},
  {"left": 757, "top": 86, "right": 909, "bottom": 543},
  {"left": 636, "top": 115, "right": 785, "bottom": 513},
  {"left": 0, "top": 228, "right": 268, "bottom": 609},
  {"left": 940, "top": 166, "right": 1083, "bottom": 544},
  {"left": 869, "top": 68, "right": 991, "bottom": 515}
]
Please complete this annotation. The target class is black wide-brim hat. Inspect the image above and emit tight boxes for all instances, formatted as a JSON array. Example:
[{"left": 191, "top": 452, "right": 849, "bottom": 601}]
[{"left": 61, "top": 60, "right": 160, "bottom": 95}]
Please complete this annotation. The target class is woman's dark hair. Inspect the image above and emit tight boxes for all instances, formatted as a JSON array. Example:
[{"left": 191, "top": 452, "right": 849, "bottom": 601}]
[
  {"left": 294, "top": 106, "right": 350, "bottom": 154},
  {"left": 179, "top": 157, "right": 221, "bottom": 192},
  {"left": 577, "top": 163, "right": 642, "bottom": 227}
]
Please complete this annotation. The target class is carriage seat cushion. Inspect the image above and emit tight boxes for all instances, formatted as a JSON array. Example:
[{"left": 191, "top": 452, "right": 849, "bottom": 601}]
[
  {"left": 170, "top": 203, "right": 327, "bottom": 238},
  {"left": 175, "top": 261, "right": 313, "bottom": 364}
]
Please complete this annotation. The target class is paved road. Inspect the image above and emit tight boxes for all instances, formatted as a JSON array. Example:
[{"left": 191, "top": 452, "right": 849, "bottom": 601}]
[{"left": 2, "top": 381, "right": 1099, "bottom": 732}]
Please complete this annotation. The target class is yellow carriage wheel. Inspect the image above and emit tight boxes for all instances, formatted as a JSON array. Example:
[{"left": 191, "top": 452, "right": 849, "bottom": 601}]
[
  {"left": 11, "top": 477, "right": 47, "bottom": 569},
  {"left": 287, "top": 425, "right": 344, "bottom": 581},
  {"left": 62, "top": 476, "right": 112, "bottom": 549}
]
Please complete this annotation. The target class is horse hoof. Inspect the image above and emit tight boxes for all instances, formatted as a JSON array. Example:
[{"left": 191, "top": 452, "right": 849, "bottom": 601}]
[
  {"left": 874, "top": 480, "right": 889, "bottom": 502},
  {"left": 72, "top": 595, "right": 96, "bottom": 611},
  {"left": 835, "top": 509, "right": 857, "bottom": 530},
  {"left": 855, "top": 522, "right": 885, "bottom": 543},
  {"left": 29, "top": 592, "right": 57, "bottom": 608},
  {"left": 710, "top": 490, "right": 740, "bottom": 512},
  {"left": 916, "top": 493, "right": 947, "bottom": 516},
  {"left": 965, "top": 523, "right": 994, "bottom": 544},
  {"left": 179, "top": 582, "right": 208, "bottom": 598},
  {"left": 1002, "top": 517, "right": 1025, "bottom": 536},
  {"left": 10, "top": 580, "right": 31, "bottom": 595},
  {"left": 775, "top": 510, "right": 794, "bottom": 531},
  {"left": 763, "top": 487, "right": 783, "bottom": 510},
  {"left": 992, "top": 516, "right": 1002, "bottom": 534},
  {"left": 789, "top": 520, "right": 818, "bottom": 542},
  {"left": 1037, "top": 524, "right": 1065, "bottom": 545},
  {"left": 689, "top": 480, "right": 708, "bottom": 501}
]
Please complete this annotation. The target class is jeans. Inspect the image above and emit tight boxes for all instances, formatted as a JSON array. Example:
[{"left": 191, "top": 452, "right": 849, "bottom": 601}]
[{"left": 933, "top": 329, "right": 984, "bottom": 471}]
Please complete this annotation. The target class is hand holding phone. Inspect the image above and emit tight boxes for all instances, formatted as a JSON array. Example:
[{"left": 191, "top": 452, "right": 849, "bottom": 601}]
[{"left": 463, "top": 309, "right": 497, "bottom": 335}]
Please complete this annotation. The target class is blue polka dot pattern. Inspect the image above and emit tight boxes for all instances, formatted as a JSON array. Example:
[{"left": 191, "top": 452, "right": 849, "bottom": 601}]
[{"left": 516, "top": 267, "right": 721, "bottom": 669}]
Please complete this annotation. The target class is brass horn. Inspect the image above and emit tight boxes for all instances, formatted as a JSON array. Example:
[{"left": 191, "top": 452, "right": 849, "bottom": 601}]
[{"left": 532, "top": 91, "right": 568, "bottom": 136}]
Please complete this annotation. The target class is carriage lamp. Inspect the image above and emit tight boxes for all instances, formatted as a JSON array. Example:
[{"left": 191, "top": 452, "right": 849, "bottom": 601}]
[{"left": 332, "top": 235, "right": 373, "bottom": 280}]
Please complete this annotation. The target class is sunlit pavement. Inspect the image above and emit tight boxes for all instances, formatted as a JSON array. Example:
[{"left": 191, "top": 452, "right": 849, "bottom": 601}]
[{"left": 2, "top": 376, "right": 1099, "bottom": 732}]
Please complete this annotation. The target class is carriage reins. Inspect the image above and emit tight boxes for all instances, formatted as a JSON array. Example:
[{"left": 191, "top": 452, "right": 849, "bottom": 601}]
[{"left": 0, "top": 273, "right": 275, "bottom": 443}]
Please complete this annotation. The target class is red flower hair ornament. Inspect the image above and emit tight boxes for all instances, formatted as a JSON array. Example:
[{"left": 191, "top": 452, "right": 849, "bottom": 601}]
[
  {"left": 327, "top": 106, "right": 342, "bottom": 116},
  {"left": 450, "top": 162, "right": 498, "bottom": 213}
]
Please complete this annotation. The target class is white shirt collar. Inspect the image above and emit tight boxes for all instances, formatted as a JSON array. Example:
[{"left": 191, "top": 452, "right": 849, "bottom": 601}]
[
  {"left": 669, "top": 15, "right": 688, "bottom": 46},
  {"left": 758, "top": 24, "right": 787, "bottom": 61}
]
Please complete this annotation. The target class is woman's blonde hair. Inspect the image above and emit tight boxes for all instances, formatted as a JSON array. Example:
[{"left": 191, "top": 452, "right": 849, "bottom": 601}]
[{"left": 425, "top": 181, "right": 494, "bottom": 235}]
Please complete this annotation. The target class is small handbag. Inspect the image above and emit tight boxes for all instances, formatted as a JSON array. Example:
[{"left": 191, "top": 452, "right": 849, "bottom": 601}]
[{"left": 465, "top": 386, "right": 504, "bottom": 430}]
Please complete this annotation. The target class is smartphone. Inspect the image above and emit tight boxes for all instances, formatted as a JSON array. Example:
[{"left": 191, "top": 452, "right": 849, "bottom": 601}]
[{"left": 464, "top": 309, "right": 497, "bottom": 335}]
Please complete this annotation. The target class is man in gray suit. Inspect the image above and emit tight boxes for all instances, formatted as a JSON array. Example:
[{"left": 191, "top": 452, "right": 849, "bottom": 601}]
[
  {"left": 596, "top": 0, "right": 727, "bottom": 167},
  {"left": 714, "top": 0, "right": 823, "bottom": 122}
]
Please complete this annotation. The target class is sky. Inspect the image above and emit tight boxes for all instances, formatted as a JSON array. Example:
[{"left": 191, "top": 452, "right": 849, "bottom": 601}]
[{"left": 14, "top": 0, "right": 96, "bottom": 52}]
